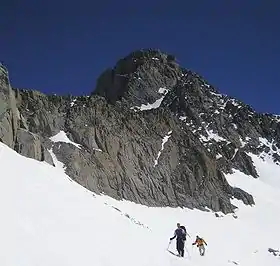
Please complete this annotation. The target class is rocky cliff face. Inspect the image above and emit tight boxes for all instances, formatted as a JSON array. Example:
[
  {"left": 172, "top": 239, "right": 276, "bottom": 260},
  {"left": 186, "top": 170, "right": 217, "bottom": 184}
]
[
  {"left": 1, "top": 49, "right": 280, "bottom": 214},
  {"left": 0, "top": 64, "right": 18, "bottom": 148}
]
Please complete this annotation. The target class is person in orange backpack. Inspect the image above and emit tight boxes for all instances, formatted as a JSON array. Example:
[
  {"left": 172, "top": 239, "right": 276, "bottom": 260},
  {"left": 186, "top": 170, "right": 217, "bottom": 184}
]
[{"left": 192, "top": 235, "right": 207, "bottom": 256}]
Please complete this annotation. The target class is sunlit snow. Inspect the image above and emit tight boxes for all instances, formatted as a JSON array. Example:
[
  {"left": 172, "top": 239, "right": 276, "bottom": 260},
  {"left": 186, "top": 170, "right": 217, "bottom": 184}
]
[
  {"left": 232, "top": 123, "right": 238, "bottom": 129},
  {"left": 209, "top": 91, "right": 223, "bottom": 98},
  {"left": 200, "top": 129, "right": 229, "bottom": 143},
  {"left": 70, "top": 99, "right": 77, "bottom": 107},
  {"left": 154, "top": 131, "right": 172, "bottom": 166},
  {"left": 216, "top": 153, "right": 223, "bottom": 159},
  {"left": 1, "top": 141, "right": 280, "bottom": 266},
  {"left": 158, "top": 87, "right": 169, "bottom": 94},
  {"left": 48, "top": 148, "right": 65, "bottom": 171},
  {"left": 133, "top": 97, "right": 165, "bottom": 111},
  {"left": 131, "top": 87, "right": 169, "bottom": 111},
  {"left": 258, "top": 137, "right": 280, "bottom": 164},
  {"left": 239, "top": 137, "right": 247, "bottom": 148},
  {"left": 50, "top": 131, "right": 81, "bottom": 149},
  {"left": 179, "top": 116, "right": 187, "bottom": 121},
  {"left": 229, "top": 99, "right": 241, "bottom": 108}
]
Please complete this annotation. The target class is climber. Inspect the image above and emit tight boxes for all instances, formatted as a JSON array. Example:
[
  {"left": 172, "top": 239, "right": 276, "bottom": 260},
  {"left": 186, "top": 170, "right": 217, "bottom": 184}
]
[
  {"left": 192, "top": 235, "right": 207, "bottom": 256},
  {"left": 169, "top": 223, "right": 190, "bottom": 257}
]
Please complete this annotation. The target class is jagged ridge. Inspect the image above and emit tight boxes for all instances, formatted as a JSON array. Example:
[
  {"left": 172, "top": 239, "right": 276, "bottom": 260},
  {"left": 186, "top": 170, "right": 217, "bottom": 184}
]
[{"left": 1, "top": 49, "right": 280, "bottom": 214}]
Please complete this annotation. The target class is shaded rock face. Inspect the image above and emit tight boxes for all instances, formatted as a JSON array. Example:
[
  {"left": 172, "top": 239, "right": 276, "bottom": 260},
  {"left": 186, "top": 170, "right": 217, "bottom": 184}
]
[
  {"left": 94, "top": 50, "right": 181, "bottom": 106},
  {"left": 0, "top": 64, "right": 53, "bottom": 164},
  {"left": 0, "top": 64, "right": 18, "bottom": 148},
  {"left": 1, "top": 49, "right": 280, "bottom": 214}
]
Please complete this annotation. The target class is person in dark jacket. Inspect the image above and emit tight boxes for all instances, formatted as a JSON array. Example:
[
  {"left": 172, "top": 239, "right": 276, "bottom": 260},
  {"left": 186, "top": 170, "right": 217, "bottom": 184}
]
[{"left": 169, "top": 223, "right": 189, "bottom": 257}]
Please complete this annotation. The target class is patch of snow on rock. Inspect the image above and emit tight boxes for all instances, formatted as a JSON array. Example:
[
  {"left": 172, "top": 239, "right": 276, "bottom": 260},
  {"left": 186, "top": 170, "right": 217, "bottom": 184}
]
[
  {"left": 216, "top": 154, "right": 223, "bottom": 159},
  {"left": 230, "top": 99, "right": 241, "bottom": 108},
  {"left": 154, "top": 131, "right": 172, "bottom": 166},
  {"left": 231, "top": 148, "right": 239, "bottom": 160},
  {"left": 70, "top": 99, "right": 77, "bottom": 107},
  {"left": 232, "top": 123, "right": 238, "bottom": 129},
  {"left": 50, "top": 131, "right": 81, "bottom": 149},
  {"left": 258, "top": 137, "right": 280, "bottom": 164},
  {"left": 132, "top": 97, "right": 165, "bottom": 111},
  {"left": 131, "top": 87, "right": 169, "bottom": 111},
  {"left": 210, "top": 91, "right": 223, "bottom": 98},
  {"left": 179, "top": 116, "right": 187, "bottom": 121},
  {"left": 240, "top": 138, "right": 247, "bottom": 148},
  {"left": 158, "top": 87, "right": 168, "bottom": 95},
  {"left": 200, "top": 129, "right": 228, "bottom": 143},
  {"left": 272, "top": 114, "right": 280, "bottom": 123},
  {"left": 48, "top": 148, "right": 65, "bottom": 172}
]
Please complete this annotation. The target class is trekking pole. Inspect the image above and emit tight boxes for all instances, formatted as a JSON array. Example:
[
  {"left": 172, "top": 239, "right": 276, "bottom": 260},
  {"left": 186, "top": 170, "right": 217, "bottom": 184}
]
[
  {"left": 186, "top": 234, "right": 191, "bottom": 259},
  {"left": 167, "top": 240, "right": 171, "bottom": 250},
  {"left": 191, "top": 244, "right": 195, "bottom": 256},
  {"left": 185, "top": 244, "right": 191, "bottom": 259}
]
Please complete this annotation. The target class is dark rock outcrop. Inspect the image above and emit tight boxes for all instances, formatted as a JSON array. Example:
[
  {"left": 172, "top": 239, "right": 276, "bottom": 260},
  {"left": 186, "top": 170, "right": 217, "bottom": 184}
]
[
  {"left": 0, "top": 63, "right": 18, "bottom": 148},
  {"left": 1, "top": 49, "right": 280, "bottom": 213},
  {"left": 268, "top": 248, "right": 280, "bottom": 257}
]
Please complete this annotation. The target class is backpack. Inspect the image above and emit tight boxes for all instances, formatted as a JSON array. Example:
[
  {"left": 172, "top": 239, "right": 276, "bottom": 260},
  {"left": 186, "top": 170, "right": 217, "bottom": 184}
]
[
  {"left": 180, "top": 226, "right": 187, "bottom": 240},
  {"left": 196, "top": 237, "right": 204, "bottom": 246}
]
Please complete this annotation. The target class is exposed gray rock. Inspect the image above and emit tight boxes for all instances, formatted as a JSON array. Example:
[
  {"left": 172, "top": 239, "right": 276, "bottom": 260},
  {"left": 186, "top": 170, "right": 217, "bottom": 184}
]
[
  {"left": 94, "top": 49, "right": 181, "bottom": 105},
  {"left": 1, "top": 49, "right": 280, "bottom": 214},
  {"left": 14, "top": 89, "right": 67, "bottom": 136},
  {"left": 231, "top": 187, "right": 254, "bottom": 205},
  {"left": 15, "top": 128, "right": 54, "bottom": 164},
  {"left": 0, "top": 64, "right": 18, "bottom": 148}
]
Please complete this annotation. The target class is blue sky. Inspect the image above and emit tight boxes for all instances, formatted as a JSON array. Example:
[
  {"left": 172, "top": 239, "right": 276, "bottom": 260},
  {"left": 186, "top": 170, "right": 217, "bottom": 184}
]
[{"left": 1, "top": 1, "right": 280, "bottom": 114}]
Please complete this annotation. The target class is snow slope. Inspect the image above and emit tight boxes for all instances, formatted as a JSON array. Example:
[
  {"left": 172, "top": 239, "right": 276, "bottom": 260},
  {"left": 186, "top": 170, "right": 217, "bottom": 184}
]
[{"left": 1, "top": 142, "right": 280, "bottom": 266}]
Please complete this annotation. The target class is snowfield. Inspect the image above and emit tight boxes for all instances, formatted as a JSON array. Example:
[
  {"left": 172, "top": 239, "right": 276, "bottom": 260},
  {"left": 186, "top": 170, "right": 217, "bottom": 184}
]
[{"left": 1, "top": 142, "right": 280, "bottom": 266}]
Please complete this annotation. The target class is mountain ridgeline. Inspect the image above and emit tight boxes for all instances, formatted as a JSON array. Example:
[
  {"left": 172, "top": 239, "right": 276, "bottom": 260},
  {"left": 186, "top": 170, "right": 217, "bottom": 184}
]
[{"left": 1, "top": 50, "right": 280, "bottom": 214}]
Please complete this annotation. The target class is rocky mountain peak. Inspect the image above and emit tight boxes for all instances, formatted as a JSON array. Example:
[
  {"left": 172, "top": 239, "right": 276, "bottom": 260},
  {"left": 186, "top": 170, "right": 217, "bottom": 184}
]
[
  {"left": 93, "top": 49, "right": 181, "bottom": 105},
  {"left": 1, "top": 50, "right": 280, "bottom": 215}
]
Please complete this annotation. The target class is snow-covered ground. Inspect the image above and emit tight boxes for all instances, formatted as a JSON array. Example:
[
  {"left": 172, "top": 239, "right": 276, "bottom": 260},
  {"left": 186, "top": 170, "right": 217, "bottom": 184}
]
[{"left": 1, "top": 142, "right": 280, "bottom": 266}]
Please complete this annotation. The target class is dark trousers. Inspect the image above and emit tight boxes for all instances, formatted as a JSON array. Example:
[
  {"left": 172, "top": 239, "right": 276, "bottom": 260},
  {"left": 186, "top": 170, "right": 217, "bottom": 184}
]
[{"left": 176, "top": 239, "right": 185, "bottom": 257}]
